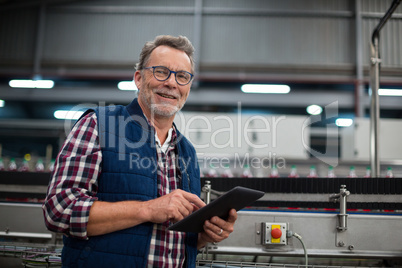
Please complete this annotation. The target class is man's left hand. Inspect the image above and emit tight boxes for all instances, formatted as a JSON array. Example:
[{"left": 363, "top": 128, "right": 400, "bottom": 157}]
[{"left": 197, "top": 209, "right": 237, "bottom": 249}]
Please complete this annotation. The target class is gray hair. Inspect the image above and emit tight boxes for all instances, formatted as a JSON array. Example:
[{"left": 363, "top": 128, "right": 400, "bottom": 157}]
[{"left": 135, "top": 35, "right": 195, "bottom": 73}]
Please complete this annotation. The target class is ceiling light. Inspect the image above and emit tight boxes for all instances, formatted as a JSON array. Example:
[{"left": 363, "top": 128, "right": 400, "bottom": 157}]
[
  {"left": 9, "top": 79, "right": 54, "bottom": 89},
  {"left": 306, "top": 104, "right": 323, "bottom": 115},
  {"left": 378, "top": 88, "right": 402, "bottom": 96},
  {"left": 335, "top": 118, "right": 353, "bottom": 127},
  {"left": 54, "top": 110, "right": 84, "bottom": 120},
  {"left": 241, "top": 84, "right": 290, "bottom": 94},
  {"left": 118, "top": 81, "right": 138, "bottom": 91},
  {"left": 0, "top": 99, "right": 4, "bottom": 107}
]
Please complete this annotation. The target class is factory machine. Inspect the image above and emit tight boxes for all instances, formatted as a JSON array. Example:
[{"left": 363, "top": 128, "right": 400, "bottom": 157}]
[
  {"left": 0, "top": 171, "right": 62, "bottom": 267},
  {"left": 195, "top": 2, "right": 402, "bottom": 266},
  {"left": 196, "top": 177, "right": 402, "bottom": 267},
  {"left": 1, "top": 170, "right": 402, "bottom": 267}
]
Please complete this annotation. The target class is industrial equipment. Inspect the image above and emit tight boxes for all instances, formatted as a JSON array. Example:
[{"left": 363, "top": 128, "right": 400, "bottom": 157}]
[{"left": 198, "top": 178, "right": 402, "bottom": 267}]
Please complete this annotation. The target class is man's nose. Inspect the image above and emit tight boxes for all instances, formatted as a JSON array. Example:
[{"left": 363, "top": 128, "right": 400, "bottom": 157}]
[{"left": 164, "top": 73, "right": 177, "bottom": 88}]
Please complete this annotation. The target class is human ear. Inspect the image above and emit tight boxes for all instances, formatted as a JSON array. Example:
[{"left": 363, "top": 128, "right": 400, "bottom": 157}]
[{"left": 134, "top": 71, "right": 142, "bottom": 90}]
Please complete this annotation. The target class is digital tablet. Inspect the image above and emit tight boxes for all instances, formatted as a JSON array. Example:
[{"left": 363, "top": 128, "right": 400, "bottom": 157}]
[{"left": 167, "top": 186, "right": 265, "bottom": 233}]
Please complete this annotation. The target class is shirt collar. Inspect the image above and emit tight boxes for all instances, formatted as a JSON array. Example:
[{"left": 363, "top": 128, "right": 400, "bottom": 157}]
[
  {"left": 143, "top": 114, "right": 177, "bottom": 154},
  {"left": 155, "top": 127, "right": 177, "bottom": 154}
]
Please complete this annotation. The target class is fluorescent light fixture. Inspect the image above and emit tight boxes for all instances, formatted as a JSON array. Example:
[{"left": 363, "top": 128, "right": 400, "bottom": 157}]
[
  {"left": 306, "top": 104, "right": 323, "bottom": 115},
  {"left": 9, "top": 79, "right": 54, "bottom": 89},
  {"left": 335, "top": 118, "right": 353, "bottom": 127},
  {"left": 118, "top": 81, "right": 138, "bottom": 91},
  {"left": 54, "top": 110, "right": 84, "bottom": 120},
  {"left": 378, "top": 88, "right": 402, "bottom": 96},
  {"left": 241, "top": 84, "right": 290, "bottom": 94},
  {"left": 0, "top": 99, "right": 4, "bottom": 107}
]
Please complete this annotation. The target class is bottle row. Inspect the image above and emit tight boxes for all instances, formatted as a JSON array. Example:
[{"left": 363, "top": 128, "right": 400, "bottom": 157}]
[
  {"left": 1, "top": 157, "right": 397, "bottom": 178},
  {"left": 202, "top": 164, "right": 396, "bottom": 178},
  {"left": 0, "top": 157, "right": 55, "bottom": 172}
]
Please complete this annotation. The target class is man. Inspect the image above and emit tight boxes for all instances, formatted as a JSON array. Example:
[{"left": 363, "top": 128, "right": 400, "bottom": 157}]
[{"left": 42, "top": 35, "right": 237, "bottom": 267}]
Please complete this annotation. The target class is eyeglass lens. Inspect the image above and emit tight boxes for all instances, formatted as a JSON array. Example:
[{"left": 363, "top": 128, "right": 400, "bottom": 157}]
[{"left": 153, "top": 66, "right": 191, "bottom": 85}]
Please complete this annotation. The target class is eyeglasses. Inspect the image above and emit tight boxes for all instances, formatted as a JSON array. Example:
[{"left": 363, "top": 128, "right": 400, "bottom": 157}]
[{"left": 143, "top": 66, "right": 194, "bottom": 86}]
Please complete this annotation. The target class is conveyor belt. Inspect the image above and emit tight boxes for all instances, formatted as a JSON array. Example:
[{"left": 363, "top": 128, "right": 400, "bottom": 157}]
[
  {"left": 201, "top": 177, "right": 402, "bottom": 210},
  {"left": 0, "top": 171, "right": 50, "bottom": 201},
  {"left": 0, "top": 171, "right": 50, "bottom": 185},
  {"left": 1, "top": 172, "right": 401, "bottom": 210}
]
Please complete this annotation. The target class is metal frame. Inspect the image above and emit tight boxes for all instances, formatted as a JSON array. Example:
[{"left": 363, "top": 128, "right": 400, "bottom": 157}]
[{"left": 201, "top": 210, "right": 402, "bottom": 259}]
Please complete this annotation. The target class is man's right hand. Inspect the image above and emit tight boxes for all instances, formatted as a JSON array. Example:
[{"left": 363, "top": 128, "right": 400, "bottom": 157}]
[
  {"left": 87, "top": 189, "right": 205, "bottom": 237},
  {"left": 144, "top": 189, "right": 206, "bottom": 223}
]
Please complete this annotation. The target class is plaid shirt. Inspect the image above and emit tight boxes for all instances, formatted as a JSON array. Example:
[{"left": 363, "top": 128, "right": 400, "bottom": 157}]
[
  {"left": 148, "top": 126, "right": 186, "bottom": 267},
  {"left": 43, "top": 112, "right": 186, "bottom": 267}
]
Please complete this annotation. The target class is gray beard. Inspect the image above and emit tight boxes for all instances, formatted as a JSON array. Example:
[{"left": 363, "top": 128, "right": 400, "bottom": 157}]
[
  {"left": 139, "top": 92, "right": 181, "bottom": 118},
  {"left": 150, "top": 103, "right": 180, "bottom": 118}
]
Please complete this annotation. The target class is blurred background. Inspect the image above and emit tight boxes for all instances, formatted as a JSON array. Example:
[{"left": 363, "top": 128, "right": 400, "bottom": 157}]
[
  {"left": 0, "top": 0, "right": 401, "bottom": 177},
  {"left": 0, "top": 0, "right": 402, "bottom": 267}
]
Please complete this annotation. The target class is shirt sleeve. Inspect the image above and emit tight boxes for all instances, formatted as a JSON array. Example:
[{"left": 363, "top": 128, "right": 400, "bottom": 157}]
[{"left": 42, "top": 112, "right": 102, "bottom": 239}]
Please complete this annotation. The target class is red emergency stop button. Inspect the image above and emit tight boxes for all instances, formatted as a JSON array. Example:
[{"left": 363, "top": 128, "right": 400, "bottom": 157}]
[{"left": 271, "top": 227, "right": 282, "bottom": 239}]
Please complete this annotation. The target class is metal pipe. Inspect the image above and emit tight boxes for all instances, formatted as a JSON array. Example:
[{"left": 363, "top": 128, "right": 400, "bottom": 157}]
[
  {"left": 355, "top": 0, "right": 364, "bottom": 118},
  {"left": 202, "top": 180, "right": 211, "bottom": 205},
  {"left": 369, "top": 0, "right": 401, "bottom": 178},
  {"left": 371, "top": 0, "right": 402, "bottom": 45},
  {"left": 200, "top": 180, "right": 211, "bottom": 260},
  {"left": 329, "top": 185, "right": 350, "bottom": 232},
  {"left": 337, "top": 185, "right": 349, "bottom": 232},
  {"left": 369, "top": 38, "right": 380, "bottom": 178},
  {"left": 0, "top": 231, "right": 52, "bottom": 239},
  {"left": 33, "top": 2, "right": 47, "bottom": 78},
  {"left": 192, "top": 0, "right": 203, "bottom": 89}
]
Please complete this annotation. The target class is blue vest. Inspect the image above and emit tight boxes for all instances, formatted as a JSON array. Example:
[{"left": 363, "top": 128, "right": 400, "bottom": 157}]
[{"left": 62, "top": 99, "right": 201, "bottom": 268}]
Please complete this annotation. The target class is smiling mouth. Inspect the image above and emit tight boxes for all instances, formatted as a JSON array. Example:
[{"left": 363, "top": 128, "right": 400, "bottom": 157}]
[{"left": 158, "top": 93, "right": 176, "bottom": 99}]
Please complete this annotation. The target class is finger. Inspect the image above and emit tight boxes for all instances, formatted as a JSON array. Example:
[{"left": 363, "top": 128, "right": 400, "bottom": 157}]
[
  {"left": 209, "top": 209, "right": 237, "bottom": 227},
  {"left": 181, "top": 191, "right": 206, "bottom": 209},
  {"left": 167, "top": 201, "right": 194, "bottom": 223},
  {"left": 210, "top": 216, "right": 226, "bottom": 228},
  {"left": 209, "top": 213, "right": 235, "bottom": 233},
  {"left": 176, "top": 197, "right": 195, "bottom": 214},
  {"left": 227, "top": 209, "right": 238, "bottom": 223},
  {"left": 203, "top": 222, "right": 227, "bottom": 242},
  {"left": 217, "top": 228, "right": 224, "bottom": 236},
  {"left": 191, "top": 203, "right": 200, "bottom": 212},
  {"left": 169, "top": 190, "right": 197, "bottom": 214},
  {"left": 176, "top": 201, "right": 194, "bottom": 218},
  {"left": 205, "top": 220, "right": 225, "bottom": 236},
  {"left": 208, "top": 229, "right": 224, "bottom": 241}
]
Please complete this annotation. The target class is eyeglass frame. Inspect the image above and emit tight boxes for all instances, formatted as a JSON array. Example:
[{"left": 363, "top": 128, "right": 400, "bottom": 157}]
[{"left": 143, "top": 66, "right": 194, "bottom": 86}]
